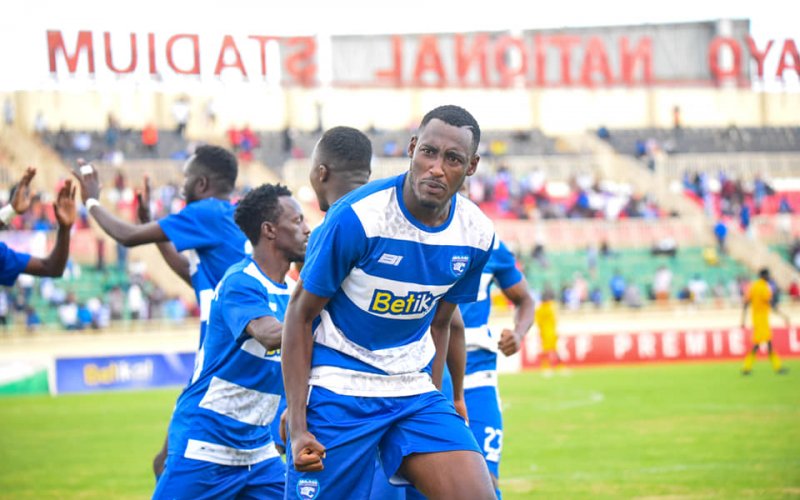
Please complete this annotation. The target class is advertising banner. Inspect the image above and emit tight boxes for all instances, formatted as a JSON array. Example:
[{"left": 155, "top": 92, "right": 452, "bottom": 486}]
[
  {"left": 521, "top": 327, "right": 800, "bottom": 368},
  {"left": 54, "top": 352, "right": 196, "bottom": 394}
]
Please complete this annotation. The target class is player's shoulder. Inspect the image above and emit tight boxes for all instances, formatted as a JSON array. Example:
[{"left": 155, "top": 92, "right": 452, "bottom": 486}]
[
  {"left": 453, "top": 194, "right": 495, "bottom": 251},
  {"left": 331, "top": 175, "right": 399, "bottom": 214}
]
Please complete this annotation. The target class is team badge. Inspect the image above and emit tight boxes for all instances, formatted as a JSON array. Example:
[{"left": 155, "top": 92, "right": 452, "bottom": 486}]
[
  {"left": 451, "top": 255, "right": 469, "bottom": 277},
  {"left": 297, "top": 479, "right": 320, "bottom": 500}
]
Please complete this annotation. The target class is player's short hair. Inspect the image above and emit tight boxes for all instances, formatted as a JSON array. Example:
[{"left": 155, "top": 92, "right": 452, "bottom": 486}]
[
  {"left": 192, "top": 145, "right": 238, "bottom": 193},
  {"left": 317, "top": 126, "right": 372, "bottom": 174},
  {"left": 759, "top": 267, "right": 770, "bottom": 280},
  {"left": 419, "top": 105, "right": 481, "bottom": 155},
  {"left": 234, "top": 183, "right": 293, "bottom": 245}
]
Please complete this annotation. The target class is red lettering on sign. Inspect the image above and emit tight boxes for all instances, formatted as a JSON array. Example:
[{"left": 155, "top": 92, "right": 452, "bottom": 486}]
[
  {"left": 104, "top": 32, "right": 137, "bottom": 74},
  {"left": 745, "top": 36, "right": 773, "bottom": 79},
  {"left": 412, "top": 36, "right": 447, "bottom": 86},
  {"left": 776, "top": 39, "right": 800, "bottom": 79},
  {"left": 285, "top": 37, "right": 317, "bottom": 86},
  {"left": 581, "top": 36, "right": 613, "bottom": 86},
  {"left": 620, "top": 36, "right": 652, "bottom": 85},
  {"left": 214, "top": 35, "right": 247, "bottom": 77},
  {"left": 47, "top": 30, "right": 94, "bottom": 73},
  {"left": 549, "top": 35, "right": 581, "bottom": 85},
  {"left": 249, "top": 35, "right": 280, "bottom": 77},
  {"left": 708, "top": 36, "right": 742, "bottom": 83},
  {"left": 166, "top": 34, "right": 200, "bottom": 75},
  {"left": 376, "top": 35, "right": 403, "bottom": 85},
  {"left": 455, "top": 34, "right": 489, "bottom": 86},
  {"left": 494, "top": 35, "right": 528, "bottom": 86}
]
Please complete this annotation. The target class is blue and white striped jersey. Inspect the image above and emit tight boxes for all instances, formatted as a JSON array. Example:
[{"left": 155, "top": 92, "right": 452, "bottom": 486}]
[
  {"left": 168, "top": 257, "right": 289, "bottom": 466},
  {"left": 460, "top": 240, "right": 523, "bottom": 387},
  {"left": 158, "top": 198, "right": 251, "bottom": 348},
  {"left": 300, "top": 174, "right": 494, "bottom": 397}
]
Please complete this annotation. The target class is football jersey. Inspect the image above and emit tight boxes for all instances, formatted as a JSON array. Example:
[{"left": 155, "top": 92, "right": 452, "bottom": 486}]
[
  {"left": 748, "top": 278, "right": 772, "bottom": 330},
  {"left": 168, "top": 257, "right": 290, "bottom": 466},
  {"left": 0, "top": 242, "right": 31, "bottom": 286},
  {"left": 300, "top": 174, "right": 494, "bottom": 398},
  {"left": 158, "top": 197, "right": 250, "bottom": 347},
  {"left": 459, "top": 239, "right": 523, "bottom": 384}
]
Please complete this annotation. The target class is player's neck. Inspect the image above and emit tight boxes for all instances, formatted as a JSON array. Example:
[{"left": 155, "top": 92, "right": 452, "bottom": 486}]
[{"left": 252, "top": 248, "right": 289, "bottom": 285}]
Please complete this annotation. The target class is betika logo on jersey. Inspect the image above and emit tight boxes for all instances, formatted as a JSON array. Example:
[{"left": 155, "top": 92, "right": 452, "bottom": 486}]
[
  {"left": 451, "top": 255, "right": 470, "bottom": 277},
  {"left": 369, "top": 289, "right": 438, "bottom": 315}
]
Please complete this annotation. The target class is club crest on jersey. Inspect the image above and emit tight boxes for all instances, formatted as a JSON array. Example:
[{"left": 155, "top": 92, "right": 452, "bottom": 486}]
[
  {"left": 451, "top": 255, "right": 470, "bottom": 277},
  {"left": 297, "top": 479, "right": 320, "bottom": 500}
]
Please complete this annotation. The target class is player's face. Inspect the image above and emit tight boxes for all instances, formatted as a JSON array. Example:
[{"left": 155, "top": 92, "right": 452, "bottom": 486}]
[
  {"left": 274, "top": 196, "right": 311, "bottom": 263},
  {"left": 181, "top": 157, "right": 204, "bottom": 204},
  {"left": 407, "top": 119, "right": 478, "bottom": 211}
]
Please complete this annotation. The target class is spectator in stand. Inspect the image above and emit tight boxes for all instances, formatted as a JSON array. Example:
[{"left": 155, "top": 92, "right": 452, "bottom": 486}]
[
  {"left": 105, "top": 114, "right": 120, "bottom": 152},
  {"left": 108, "top": 285, "right": 125, "bottom": 321},
  {"left": 652, "top": 266, "right": 673, "bottom": 302},
  {"left": 713, "top": 219, "right": 728, "bottom": 254},
  {"left": 34, "top": 112, "right": 47, "bottom": 136},
  {"left": 58, "top": 292, "right": 79, "bottom": 330},
  {"left": 609, "top": 270, "right": 626, "bottom": 304},
  {"left": 25, "top": 305, "right": 41, "bottom": 332},
  {"left": 3, "top": 98, "right": 14, "bottom": 126},
  {"left": 72, "top": 131, "right": 92, "bottom": 154},
  {"left": 142, "top": 123, "right": 159, "bottom": 156},
  {"left": 789, "top": 281, "right": 800, "bottom": 302},
  {"left": 227, "top": 125, "right": 243, "bottom": 153},
  {"left": 596, "top": 125, "right": 610, "bottom": 140},
  {"left": 0, "top": 287, "right": 8, "bottom": 329},
  {"left": 687, "top": 274, "right": 709, "bottom": 303},
  {"left": 172, "top": 96, "right": 190, "bottom": 137},
  {"left": 739, "top": 203, "right": 752, "bottom": 237},
  {"left": 623, "top": 283, "right": 643, "bottom": 308}
]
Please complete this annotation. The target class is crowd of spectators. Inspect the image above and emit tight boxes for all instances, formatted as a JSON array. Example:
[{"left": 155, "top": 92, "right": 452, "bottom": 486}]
[{"left": 466, "top": 167, "right": 663, "bottom": 221}]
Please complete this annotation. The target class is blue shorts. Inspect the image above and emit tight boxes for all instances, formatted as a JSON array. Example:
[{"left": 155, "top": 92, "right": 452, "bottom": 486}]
[
  {"left": 465, "top": 385, "right": 503, "bottom": 478},
  {"left": 153, "top": 454, "right": 285, "bottom": 500},
  {"left": 286, "top": 387, "right": 480, "bottom": 500}
]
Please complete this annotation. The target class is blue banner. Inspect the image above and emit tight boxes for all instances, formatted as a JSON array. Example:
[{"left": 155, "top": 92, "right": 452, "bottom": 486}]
[{"left": 55, "top": 352, "right": 196, "bottom": 394}]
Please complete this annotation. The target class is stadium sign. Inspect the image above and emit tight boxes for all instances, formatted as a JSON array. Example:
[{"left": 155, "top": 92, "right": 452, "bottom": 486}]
[
  {"left": 42, "top": 21, "right": 800, "bottom": 88},
  {"left": 521, "top": 327, "right": 800, "bottom": 367}
]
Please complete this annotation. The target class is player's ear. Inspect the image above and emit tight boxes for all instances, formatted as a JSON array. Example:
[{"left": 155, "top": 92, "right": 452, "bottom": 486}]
[
  {"left": 318, "top": 164, "right": 330, "bottom": 183},
  {"left": 262, "top": 220, "right": 276, "bottom": 240},
  {"left": 466, "top": 153, "right": 480, "bottom": 177},
  {"left": 407, "top": 136, "right": 417, "bottom": 158}
]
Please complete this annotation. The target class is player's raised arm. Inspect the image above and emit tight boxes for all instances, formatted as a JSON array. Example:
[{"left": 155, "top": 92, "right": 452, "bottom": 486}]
[
  {"left": 282, "top": 281, "right": 328, "bottom": 472},
  {"left": 23, "top": 179, "right": 76, "bottom": 277},
  {"left": 71, "top": 161, "right": 168, "bottom": 247},
  {"left": 498, "top": 278, "right": 536, "bottom": 356},
  {"left": 136, "top": 176, "right": 191, "bottom": 285}
]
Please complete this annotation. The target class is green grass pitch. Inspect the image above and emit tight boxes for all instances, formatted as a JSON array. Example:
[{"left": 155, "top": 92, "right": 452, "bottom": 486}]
[{"left": 0, "top": 360, "right": 797, "bottom": 499}]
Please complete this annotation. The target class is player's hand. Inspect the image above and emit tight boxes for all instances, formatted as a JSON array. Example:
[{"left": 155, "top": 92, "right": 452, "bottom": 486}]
[
  {"left": 136, "top": 175, "right": 152, "bottom": 223},
  {"left": 290, "top": 431, "right": 326, "bottom": 472},
  {"left": 11, "top": 166, "right": 36, "bottom": 214},
  {"left": 53, "top": 179, "right": 77, "bottom": 228},
  {"left": 279, "top": 408, "right": 288, "bottom": 444},
  {"left": 498, "top": 328, "right": 522, "bottom": 356},
  {"left": 70, "top": 159, "right": 102, "bottom": 204},
  {"left": 453, "top": 397, "right": 469, "bottom": 424}
]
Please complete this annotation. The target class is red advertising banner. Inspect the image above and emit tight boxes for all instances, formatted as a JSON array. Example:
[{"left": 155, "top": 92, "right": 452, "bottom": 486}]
[{"left": 521, "top": 327, "right": 800, "bottom": 368}]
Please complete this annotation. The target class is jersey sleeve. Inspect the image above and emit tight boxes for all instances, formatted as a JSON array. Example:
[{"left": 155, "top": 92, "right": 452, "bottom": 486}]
[
  {"left": 158, "top": 201, "right": 218, "bottom": 252},
  {"left": 300, "top": 207, "right": 367, "bottom": 298},
  {"left": 444, "top": 234, "right": 495, "bottom": 304},
  {"left": 492, "top": 241, "right": 523, "bottom": 290},
  {"left": 219, "top": 274, "right": 274, "bottom": 341},
  {"left": 0, "top": 243, "right": 31, "bottom": 286}
]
